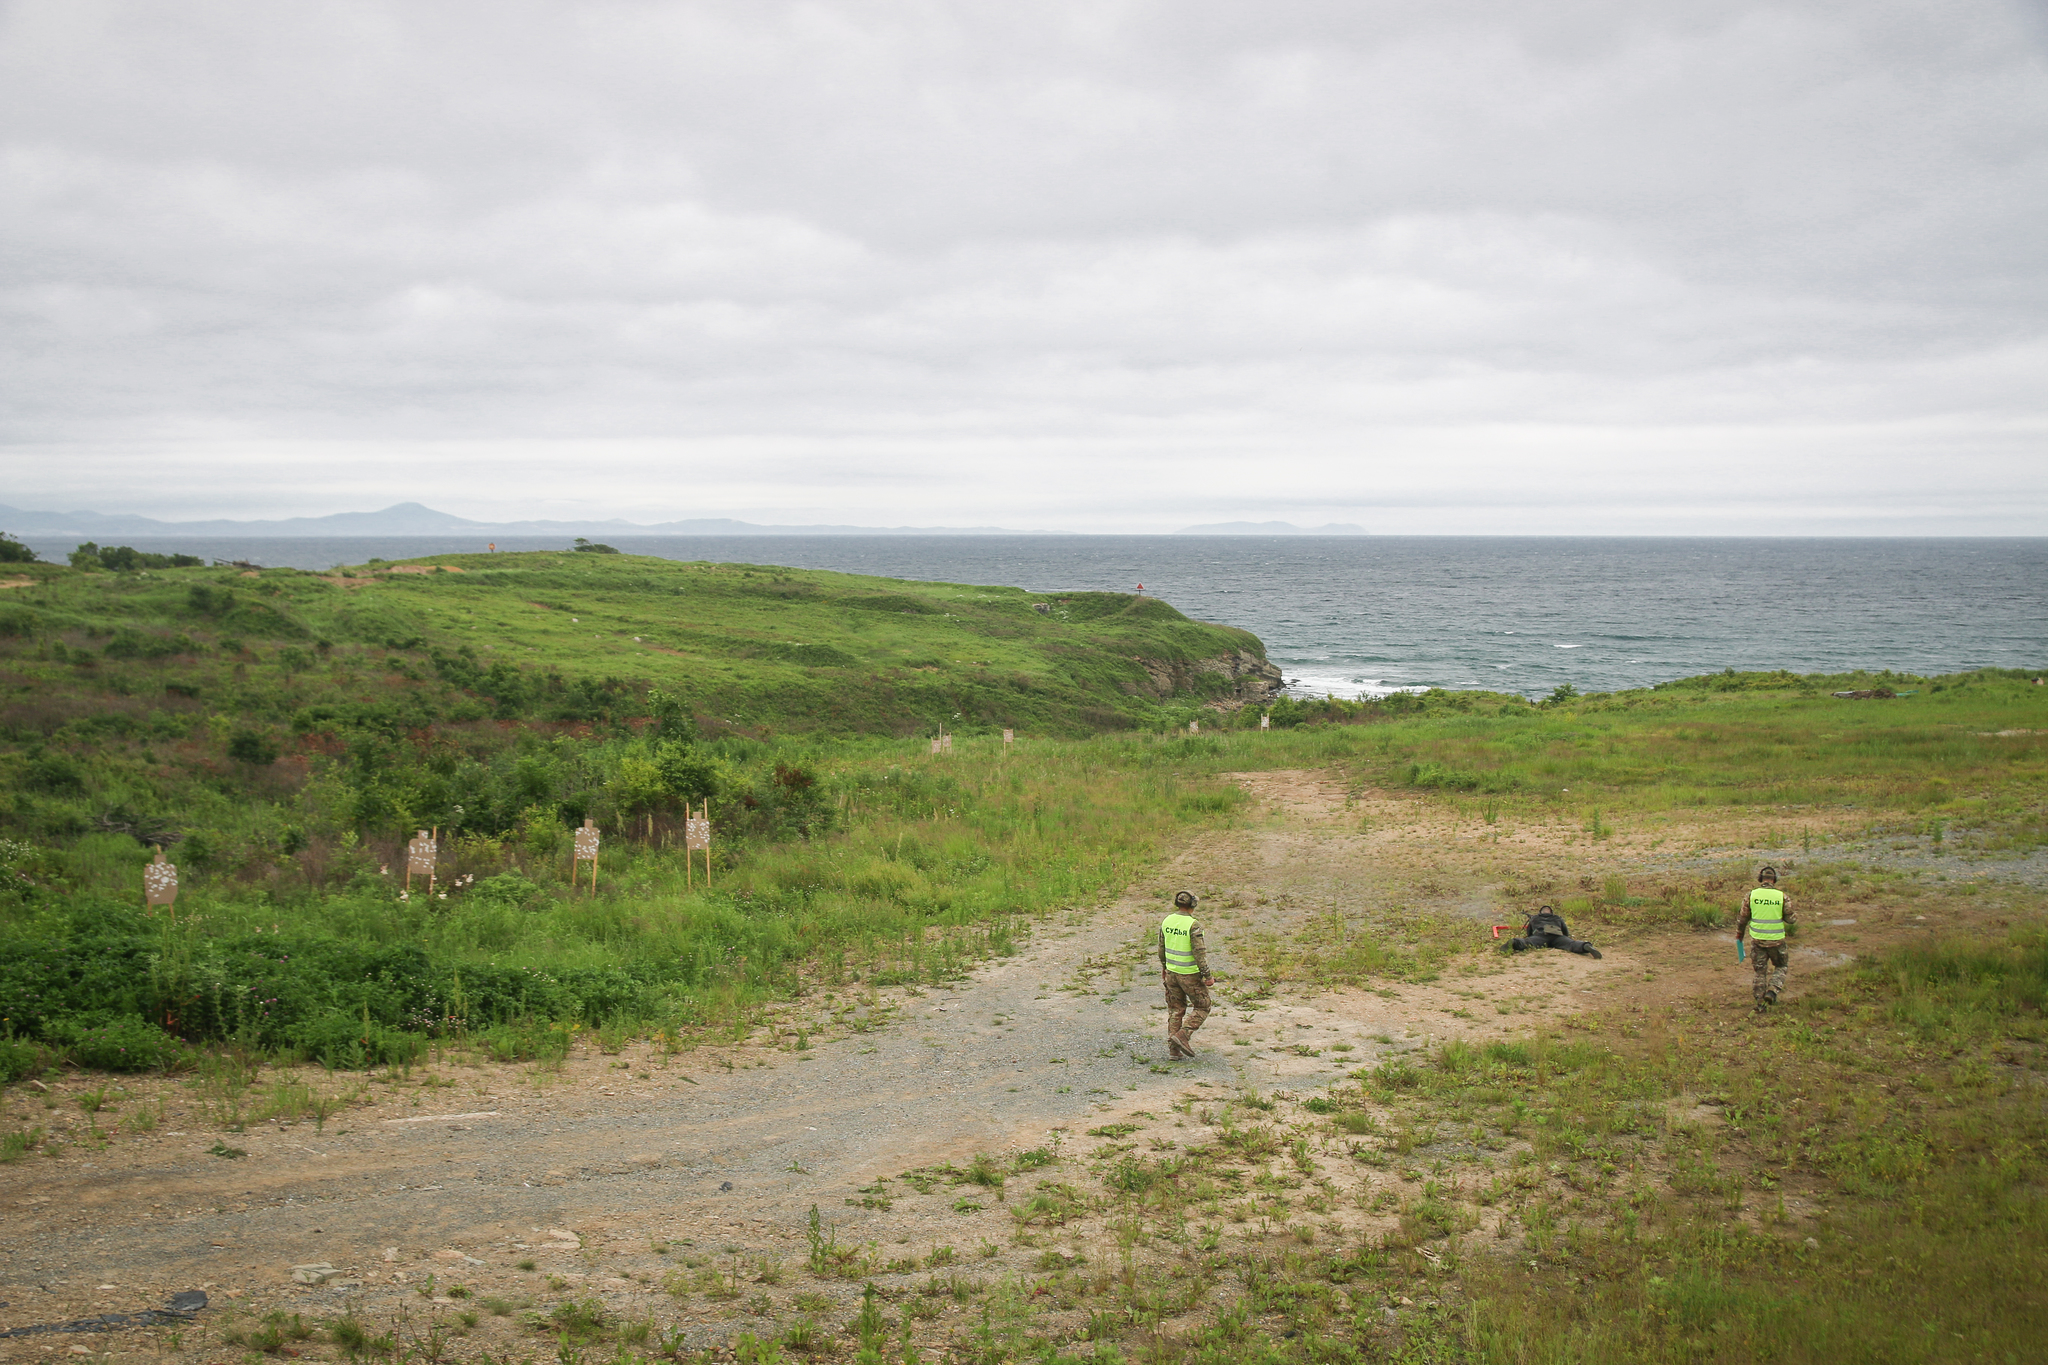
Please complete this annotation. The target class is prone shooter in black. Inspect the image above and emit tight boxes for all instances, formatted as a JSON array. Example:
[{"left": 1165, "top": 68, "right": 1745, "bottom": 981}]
[{"left": 1501, "top": 906, "right": 1603, "bottom": 959}]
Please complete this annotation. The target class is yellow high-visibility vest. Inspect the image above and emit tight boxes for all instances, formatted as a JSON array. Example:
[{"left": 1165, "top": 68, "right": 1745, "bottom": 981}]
[
  {"left": 1748, "top": 887, "right": 1787, "bottom": 942},
  {"left": 1161, "top": 913, "right": 1201, "bottom": 974}
]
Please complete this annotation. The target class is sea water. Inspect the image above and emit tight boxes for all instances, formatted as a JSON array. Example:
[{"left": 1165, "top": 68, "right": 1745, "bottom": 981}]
[{"left": 37, "top": 534, "right": 2047, "bottom": 701}]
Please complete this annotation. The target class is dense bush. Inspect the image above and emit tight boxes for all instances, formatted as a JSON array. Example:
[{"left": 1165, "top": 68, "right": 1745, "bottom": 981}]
[
  {"left": 0, "top": 895, "right": 663, "bottom": 1061},
  {"left": 44, "top": 1014, "right": 191, "bottom": 1071},
  {"left": 0, "top": 1034, "right": 51, "bottom": 1081},
  {"left": 104, "top": 629, "right": 200, "bottom": 659},
  {"left": 226, "top": 730, "right": 281, "bottom": 765},
  {"left": 67, "top": 542, "right": 205, "bottom": 571}
]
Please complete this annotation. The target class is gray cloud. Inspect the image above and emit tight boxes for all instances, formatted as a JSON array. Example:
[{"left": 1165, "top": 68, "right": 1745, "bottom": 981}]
[{"left": 1, "top": 0, "right": 2044, "bottom": 531}]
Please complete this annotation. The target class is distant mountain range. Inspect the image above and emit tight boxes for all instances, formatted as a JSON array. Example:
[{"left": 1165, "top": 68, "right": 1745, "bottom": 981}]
[
  {"left": 1175, "top": 521, "right": 1366, "bottom": 535},
  {"left": 0, "top": 502, "right": 1032, "bottom": 539}
]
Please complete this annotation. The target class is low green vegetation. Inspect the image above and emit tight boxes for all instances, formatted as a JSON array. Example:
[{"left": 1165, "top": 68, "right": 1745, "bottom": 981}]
[
  {"left": 0, "top": 547, "right": 1271, "bottom": 749},
  {"left": 1381, "top": 927, "right": 2047, "bottom": 1364},
  {"left": 929, "top": 926, "right": 2047, "bottom": 1365},
  {"left": 0, "top": 549, "right": 1283, "bottom": 1069},
  {"left": 0, "top": 550, "right": 2038, "bottom": 1079},
  {"left": 1366, "top": 666, "right": 2048, "bottom": 849},
  {"left": 1, "top": 551, "right": 2043, "bottom": 1362}
]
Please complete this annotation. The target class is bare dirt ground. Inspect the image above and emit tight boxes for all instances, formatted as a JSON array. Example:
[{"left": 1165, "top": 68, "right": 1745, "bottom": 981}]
[{"left": 3, "top": 771, "right": 2034, "bottom": 1360}]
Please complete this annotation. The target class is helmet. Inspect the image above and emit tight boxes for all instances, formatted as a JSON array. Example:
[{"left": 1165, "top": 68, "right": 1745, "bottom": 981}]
[
  {"left": 1758, "top": 865, "right": 1778, "bottom": 883},
  {"left": 1173, "top": 891, "right": 1197, "bottom": 909}
]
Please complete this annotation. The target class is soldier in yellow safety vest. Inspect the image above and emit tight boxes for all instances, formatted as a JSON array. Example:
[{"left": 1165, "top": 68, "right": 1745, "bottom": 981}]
[
  {"left": 1735, "top": 865, "right": 1794, "bottom": 1013},
  {"left": 1158, "top": 891, "right": 1215, "bottom": 1059}
]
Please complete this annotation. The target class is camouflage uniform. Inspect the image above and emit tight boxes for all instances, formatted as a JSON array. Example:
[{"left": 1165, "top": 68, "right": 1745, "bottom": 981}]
[
  {"left": 1735, "top": 873, "right": 1794, "bottom": 1010},
  {"left": 1159, "top": 903, "right": 1213, "bottom": 1057},
  {"left": 1164, "top": 971, "right": 1212, "bottom": 1039},
  {"left": 1749, "top": 941, "right": 1790, "bottom": 1004}
]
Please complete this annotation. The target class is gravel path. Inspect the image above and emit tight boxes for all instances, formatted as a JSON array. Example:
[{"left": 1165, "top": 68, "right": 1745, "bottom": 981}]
[{"left": 0, "top": 868, "right": 1318, "bottom": 1354}]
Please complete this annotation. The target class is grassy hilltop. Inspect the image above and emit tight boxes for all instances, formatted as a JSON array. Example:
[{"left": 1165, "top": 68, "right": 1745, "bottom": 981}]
[{"left": 0, "top": 548, "right": 1274, "bottom": 743}]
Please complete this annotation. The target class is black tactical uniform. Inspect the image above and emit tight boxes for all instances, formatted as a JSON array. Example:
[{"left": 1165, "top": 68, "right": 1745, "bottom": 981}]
[{"left": 1503, "top": 907, "right": 1603, "bottom": 958}]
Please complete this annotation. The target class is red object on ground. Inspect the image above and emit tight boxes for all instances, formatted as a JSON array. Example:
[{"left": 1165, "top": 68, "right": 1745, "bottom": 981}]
[{"left": 1492, "top": 925, "right": 1513, "bottom": 938}]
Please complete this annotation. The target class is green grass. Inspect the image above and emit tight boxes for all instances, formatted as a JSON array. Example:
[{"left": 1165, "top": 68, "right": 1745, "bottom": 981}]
[
  {"left": 0, "top": 549, "right": 1299, "bottom": 1066},
  {"left": 1440, "top": 927, "right": 2048, "bottom": 1364},
  {"left": 1355, "top": 669, "right": 2048, "bottom": 848},
  {"left": 0, "top": 548, "right": 1269, "bottom": 745},
  {"left": 0, "top": 629, "right": 2039, "bottom": 1073},
  {"left": 984, "top": 928, "right": 2047, "bottom": 1365}
]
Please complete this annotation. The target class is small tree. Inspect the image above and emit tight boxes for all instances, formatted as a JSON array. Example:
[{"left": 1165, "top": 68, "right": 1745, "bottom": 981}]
[
  {"left": 0, "top": 533, "right": 37, "bottom": 564},
  {"left": 658, "top": 742, "right": 722, "bottom": 805},
  {"left": 647, "top": 687, "right": 698, "bottom": 742}
]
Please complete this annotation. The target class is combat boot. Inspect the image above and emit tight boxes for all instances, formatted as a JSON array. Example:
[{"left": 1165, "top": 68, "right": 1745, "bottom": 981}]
[{"left": 1167, "top": 1035, "right": 1189, "bottom": 1059}]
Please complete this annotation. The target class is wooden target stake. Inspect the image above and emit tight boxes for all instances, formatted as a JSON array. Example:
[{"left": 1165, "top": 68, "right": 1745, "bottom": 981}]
[
  {"left": 573, "top": 817, "right": 601, "bottom": 894},
  {"left": 405, "top": 829, "right": 437, "bottom": 895},
  {"left": 686, "top": 803, "right": 712, "bottom": 887},
  {"left": 144, "top": 845, "right": 179, "bottom": 923}
]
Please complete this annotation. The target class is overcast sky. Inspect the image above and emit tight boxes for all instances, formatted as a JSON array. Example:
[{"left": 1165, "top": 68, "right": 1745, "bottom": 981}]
[{"left": 3, "top": 1, "right": 2045, "bottom": 533}]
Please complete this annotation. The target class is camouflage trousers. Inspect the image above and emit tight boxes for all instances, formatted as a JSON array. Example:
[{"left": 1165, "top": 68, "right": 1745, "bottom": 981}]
[
  {"left": 1750, "top": 941, "right": 1789, "bottom": 1003},
  {"left": 1164, "top": 975, "right": 1211, "bottom": 1038}
]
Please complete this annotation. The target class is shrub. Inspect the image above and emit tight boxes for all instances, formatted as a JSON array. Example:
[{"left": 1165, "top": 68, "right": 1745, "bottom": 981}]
[
  {"left": 22, "top": 751, "right": 85, "bottom": 794},
  {"left": 467, "top": 870, "right": 542, "bottom": 910},
  {"left": 0, "top": 837, "right": 56, "bottom": 898},
  {"left": 227, "top": 730, "right": 280, "bottom": 765},
  {"left": 286, "top": 1010, "right": 424, "bottom": 1070},
  {"left": 104, "top": 630, "right": 198, "bottom": 659},
  {"left": 45, "top": 1015, "right": 190, "bottom": 1072},
  {"left": 0, "top": 1035, "right": 51, "bottom": 1083},
  {"left": 67, "top": 542, "right": 203, "bottom": 571}
]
